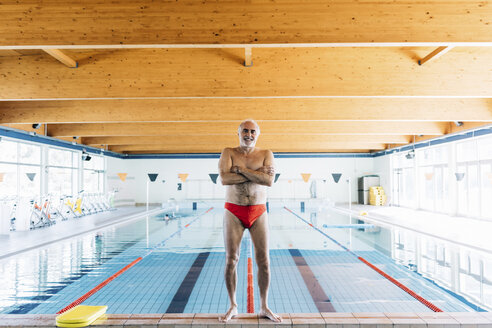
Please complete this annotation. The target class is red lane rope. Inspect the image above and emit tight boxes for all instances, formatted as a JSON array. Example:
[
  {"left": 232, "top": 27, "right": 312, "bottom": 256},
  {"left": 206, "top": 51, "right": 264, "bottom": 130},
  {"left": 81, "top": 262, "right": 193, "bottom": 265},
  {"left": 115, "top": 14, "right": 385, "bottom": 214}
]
[
  {"left": 284, "top": 206, "right": 443, "bottom": 312},
  {"left": 57, "top": 206, "right": 214, "bottom": 315},
  {"left": 57, "top": 257, "right": 143, "bottom": 314},
  {"left": 358, "top": 256, "right": 443, "bottom": 312},
  {"left": 247, "top": 258, "right": 254, "bottom": 313}
]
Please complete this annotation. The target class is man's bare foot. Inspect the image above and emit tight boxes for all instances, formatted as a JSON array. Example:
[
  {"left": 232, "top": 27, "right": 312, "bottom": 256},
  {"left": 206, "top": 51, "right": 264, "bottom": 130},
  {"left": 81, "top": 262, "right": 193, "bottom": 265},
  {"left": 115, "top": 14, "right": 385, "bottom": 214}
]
[
  {"left": 259, "top": 308, "right": 282, "bottom": 322},
  {"left": 219, "top": 305, "right": 238, "bottom": 322}
]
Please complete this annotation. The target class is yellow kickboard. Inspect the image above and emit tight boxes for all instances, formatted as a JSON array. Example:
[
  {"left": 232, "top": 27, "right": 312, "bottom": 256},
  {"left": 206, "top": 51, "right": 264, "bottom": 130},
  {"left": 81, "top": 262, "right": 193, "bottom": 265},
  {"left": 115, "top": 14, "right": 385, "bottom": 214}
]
[{"left": 56, "top": 305, "right": 107, "bottom": 327}]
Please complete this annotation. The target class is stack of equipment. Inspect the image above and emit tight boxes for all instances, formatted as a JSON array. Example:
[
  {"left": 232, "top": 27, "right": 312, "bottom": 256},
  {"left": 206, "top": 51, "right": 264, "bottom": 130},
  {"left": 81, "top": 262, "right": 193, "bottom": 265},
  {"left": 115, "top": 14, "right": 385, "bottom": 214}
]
[{"left": 369, "top": 186, "right": 386, "bottom": 206}]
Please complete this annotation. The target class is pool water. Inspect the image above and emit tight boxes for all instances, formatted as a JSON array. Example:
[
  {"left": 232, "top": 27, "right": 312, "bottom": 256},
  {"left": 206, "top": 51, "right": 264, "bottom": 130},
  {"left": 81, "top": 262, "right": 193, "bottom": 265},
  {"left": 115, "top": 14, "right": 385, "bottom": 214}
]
[{"left": 0, "top": 201, "right": 487, "bottom": 314}]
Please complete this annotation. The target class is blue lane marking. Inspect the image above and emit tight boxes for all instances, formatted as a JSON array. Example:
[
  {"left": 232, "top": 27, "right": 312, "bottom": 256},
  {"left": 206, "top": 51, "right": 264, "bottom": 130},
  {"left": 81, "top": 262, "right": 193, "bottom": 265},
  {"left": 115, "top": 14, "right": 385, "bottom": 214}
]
[
  {"left": 166, "top": 252, "right": 211, "bottom": 313},
  {"left": 6, "top": 238, "right": 142, "bottom": 314},
  {"left": 289, "top": 249, "right": 336, "bottom": 312},
  {"left": 285, "top": 207, "right": 479, "bottom": 312},
  {"left": 28, "top": 208, "right": 214, "bottom": 314}
]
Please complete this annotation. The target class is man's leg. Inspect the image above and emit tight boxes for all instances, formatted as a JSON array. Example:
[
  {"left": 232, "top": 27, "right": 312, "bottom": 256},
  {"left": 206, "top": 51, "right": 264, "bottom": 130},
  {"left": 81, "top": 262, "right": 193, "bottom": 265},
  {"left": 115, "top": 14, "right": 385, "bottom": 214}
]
[
  {"left": 219, "top": 209, "right": 245, "bottom": 322},
  {"left": 249, "top": 212, "right": 281, "bottom": 322}
]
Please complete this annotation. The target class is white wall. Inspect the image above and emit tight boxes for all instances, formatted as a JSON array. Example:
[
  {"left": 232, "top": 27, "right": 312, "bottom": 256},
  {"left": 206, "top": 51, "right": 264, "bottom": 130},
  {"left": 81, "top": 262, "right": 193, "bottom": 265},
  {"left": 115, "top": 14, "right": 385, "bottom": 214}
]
[
  {"left": 271, "top": 157, "right": 375, "bottom": 203},
  {"left": 106, "top": 154, "right": 391, "bottom": 205},
  {"left": 106, "top": 157, "right": 224, "bottom": 204}
]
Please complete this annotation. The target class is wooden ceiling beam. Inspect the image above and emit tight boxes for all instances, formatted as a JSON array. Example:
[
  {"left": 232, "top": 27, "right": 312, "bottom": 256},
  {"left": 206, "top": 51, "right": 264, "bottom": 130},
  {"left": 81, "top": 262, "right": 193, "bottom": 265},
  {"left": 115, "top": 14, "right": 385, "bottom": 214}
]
[
  {"left": 123, "top": 149, "right": 372, "bottom": 154},
  {"left": 244, "top": 47, "right": 252, "bottom": 67},
  {"left": 42, "top": 49, "right": 78, "bottom": 68},
  {"left": 43, "top": 122, "right": 446, "bottom": 137},
  {"left": 2, "top": 98, "right": 492, "bottom": 123},
  {"left": 82, "top": 135, "right": 410, "bottom": 146},
  {"left": 2, "top": 48, "right": 492, "bottom": 99},
  {"left": 1, "top": 1, "right": 492, "bottom": 45},
  {"left": 418, "top": 46, "right": 454, "bottom": 66},
  {"left": 109, "top": 143, "right": 387, "bottom": 153}
]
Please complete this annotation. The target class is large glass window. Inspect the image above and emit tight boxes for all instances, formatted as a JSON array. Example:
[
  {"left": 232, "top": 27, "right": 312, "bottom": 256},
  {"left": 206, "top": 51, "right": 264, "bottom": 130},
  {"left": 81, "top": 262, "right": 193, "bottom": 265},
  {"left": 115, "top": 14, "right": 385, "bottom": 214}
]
[
  {"left": 456, "top": 137, "right": 492, "bottom": 218},
  {"left": 417, "top": 145, "right": 450, "bottom": 213},
  {"left": 392, "top": 152, "right": 416, "bottom": 207},
  {"left": 0, "top": 140, "right": 18, "bottom": 163},
  {"left": 481, "top": 162, "right": 492, "bottom": 220},
  {"left": 391, "top": 133, "right": 492, "bottom": 220},
  {"left": 0, "top": 163, "right": 18, "bottom": 198},
  {"left": 19, "top": 165, "right": 40, "bottom": 197},
  {"left": 19, "top": 143, "right": 41, "bottom": 165},
  {"left": 0, "top": 139, "right": 41, "bottom": 197},
  {"left": 47, "top": 147, "right": 78, "bottom": 196},
  {"left": 83, "top": 155, "right": 105, "bottom": 193}
]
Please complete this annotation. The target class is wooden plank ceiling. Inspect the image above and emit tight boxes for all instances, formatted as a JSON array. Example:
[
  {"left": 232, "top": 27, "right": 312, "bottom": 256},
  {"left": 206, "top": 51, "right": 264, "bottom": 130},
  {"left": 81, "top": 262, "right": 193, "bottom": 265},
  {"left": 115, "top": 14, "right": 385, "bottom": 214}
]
[{"left": 1, "top": 1, "right": 492, "bottom": 154}]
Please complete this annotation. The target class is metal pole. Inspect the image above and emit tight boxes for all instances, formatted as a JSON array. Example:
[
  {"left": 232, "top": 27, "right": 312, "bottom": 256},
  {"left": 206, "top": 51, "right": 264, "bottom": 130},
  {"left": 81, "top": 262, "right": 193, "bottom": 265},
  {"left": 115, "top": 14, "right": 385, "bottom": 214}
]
[
  {"left": 146, "top": 215, "right": 149, "bottom": 248},
  {"left": 146, "top": 179, "right": 149, "bottom": 212},
  {"left": 347, "top": 177, "right": 352, "bottom": 212}
]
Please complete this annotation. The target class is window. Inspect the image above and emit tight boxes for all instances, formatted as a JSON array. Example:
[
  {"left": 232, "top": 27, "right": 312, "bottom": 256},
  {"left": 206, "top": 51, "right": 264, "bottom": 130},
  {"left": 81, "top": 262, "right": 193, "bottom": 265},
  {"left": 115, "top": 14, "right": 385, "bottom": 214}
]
[
  {"left": 456, "top": 136, "right": 492, "bottom": 218},
  {"left": 392, "top": 151, "right": 416, "bottom": 207},
  {"left": 47, "top": 147, "right": 78, "bottom": 196},
  {"left": 0, "top": 140, "right": 18, "bottom": 163},
  {"left": 0, "top": 139, "right": 41, "bottom": 197},
  {"left": 83, "top": 155, "right": 105, "bottom": 193},
  {"left": 0, "top": 163, "right": 18, "bottom": 198},
  {"left": 417, "top": 145, "right": 450, "bottom": 213}
]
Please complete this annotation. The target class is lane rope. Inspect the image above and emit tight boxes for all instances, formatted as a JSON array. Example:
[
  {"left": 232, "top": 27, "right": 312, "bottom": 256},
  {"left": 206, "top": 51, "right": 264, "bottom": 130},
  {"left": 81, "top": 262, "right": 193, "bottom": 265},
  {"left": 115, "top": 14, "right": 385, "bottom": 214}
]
[
  {"left": 57, "top": 257, "right": 142, "bottom": 314},
  {"left": 57, "top": 206, "right": 214, "bottom": 314},
  {"left": 284, "top": 206, "right": 443, "bottom": 312},
  {"left": 246, "top": 231, "right": 255, "bottom": 313}
]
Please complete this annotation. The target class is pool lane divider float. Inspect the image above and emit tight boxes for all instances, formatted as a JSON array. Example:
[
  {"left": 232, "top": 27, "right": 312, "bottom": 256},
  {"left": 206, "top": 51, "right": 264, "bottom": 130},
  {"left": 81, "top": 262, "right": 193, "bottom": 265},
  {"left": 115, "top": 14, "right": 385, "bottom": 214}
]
[
  {"left": 56, "top": 207, "right": 214, "bottom": 317},
  {"left": 283, "top": 206, "right": 443, "bottom": 312},
  {"left": 246, "top": 231, "right": 255, "bottom": 313}
]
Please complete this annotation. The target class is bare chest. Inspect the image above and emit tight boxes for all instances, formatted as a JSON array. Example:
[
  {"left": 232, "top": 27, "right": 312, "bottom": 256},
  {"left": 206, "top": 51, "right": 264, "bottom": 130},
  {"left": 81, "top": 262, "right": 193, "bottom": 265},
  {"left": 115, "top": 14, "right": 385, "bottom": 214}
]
[{"left": 231, "top": 153, "right": 264, "bottom": 171}]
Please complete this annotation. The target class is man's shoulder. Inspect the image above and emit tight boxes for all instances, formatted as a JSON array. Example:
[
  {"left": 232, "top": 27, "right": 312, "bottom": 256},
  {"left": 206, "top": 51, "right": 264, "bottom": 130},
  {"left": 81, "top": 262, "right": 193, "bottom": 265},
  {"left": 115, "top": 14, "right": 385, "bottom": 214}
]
[
  {"left": 222, "top": 147, "right": 237, "bottom": 153},
  {"left": 257, "top": 148, "right": 273, "bottom": 156},
  {"left": 221, "top": 147, "right": 239, "bottom": 157}
]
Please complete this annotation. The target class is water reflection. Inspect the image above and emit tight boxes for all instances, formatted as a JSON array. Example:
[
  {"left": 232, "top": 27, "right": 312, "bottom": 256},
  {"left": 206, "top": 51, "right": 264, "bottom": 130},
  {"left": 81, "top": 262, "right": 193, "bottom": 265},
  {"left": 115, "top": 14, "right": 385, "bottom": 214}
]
[{"left": 333, "top": 210, "right": 491, "bottom": 311}]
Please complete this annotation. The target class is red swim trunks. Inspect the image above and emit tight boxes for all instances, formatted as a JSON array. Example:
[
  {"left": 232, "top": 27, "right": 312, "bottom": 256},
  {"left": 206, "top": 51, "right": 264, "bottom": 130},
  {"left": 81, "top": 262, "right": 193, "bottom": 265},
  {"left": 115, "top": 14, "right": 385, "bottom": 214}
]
[{"left": 224, "top": 202, "right": 267, "bottom": 229}]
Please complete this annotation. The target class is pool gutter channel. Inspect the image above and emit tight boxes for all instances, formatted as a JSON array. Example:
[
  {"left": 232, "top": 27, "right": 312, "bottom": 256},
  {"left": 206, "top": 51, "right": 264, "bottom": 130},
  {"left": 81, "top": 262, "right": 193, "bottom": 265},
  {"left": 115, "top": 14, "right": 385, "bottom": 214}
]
[{"left": 1, "top": 312, "right": 492, "bottom": 327}]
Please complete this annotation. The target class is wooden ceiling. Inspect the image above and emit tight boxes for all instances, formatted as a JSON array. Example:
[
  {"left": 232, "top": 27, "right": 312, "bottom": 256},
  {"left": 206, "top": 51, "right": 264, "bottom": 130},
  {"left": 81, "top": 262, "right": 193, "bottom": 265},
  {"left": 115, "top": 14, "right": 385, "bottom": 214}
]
[{"left": 1, "top": 1, "right": 492, "bottom": 154}]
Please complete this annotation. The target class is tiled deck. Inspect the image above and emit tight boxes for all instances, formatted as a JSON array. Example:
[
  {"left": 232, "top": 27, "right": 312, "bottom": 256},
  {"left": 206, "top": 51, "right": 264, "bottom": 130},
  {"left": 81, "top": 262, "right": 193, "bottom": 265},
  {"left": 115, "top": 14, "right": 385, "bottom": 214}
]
[
  {"left": 334, "top": 203, "right": 492, "bottom": 253},
  {"left": 0, "top": 206, "right": 161, "bottom": 259},
  {"left": 1, "top": 312, "right": 491, "bottom": 327}
]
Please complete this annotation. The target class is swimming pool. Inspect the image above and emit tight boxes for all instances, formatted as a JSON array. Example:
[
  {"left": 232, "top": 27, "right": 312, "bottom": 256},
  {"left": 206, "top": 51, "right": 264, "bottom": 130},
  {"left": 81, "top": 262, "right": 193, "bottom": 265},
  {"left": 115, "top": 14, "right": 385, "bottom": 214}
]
[{"left": 0, "top": 201, "right": 488, "bottom": 314}]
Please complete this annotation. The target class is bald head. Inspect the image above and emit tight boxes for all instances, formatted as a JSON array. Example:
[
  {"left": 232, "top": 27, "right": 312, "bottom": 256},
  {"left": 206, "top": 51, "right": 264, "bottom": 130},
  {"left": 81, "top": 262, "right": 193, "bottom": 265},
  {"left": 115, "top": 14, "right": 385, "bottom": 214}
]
[{"left": 238, "top": 119, "right": 260, "bottom": 136}]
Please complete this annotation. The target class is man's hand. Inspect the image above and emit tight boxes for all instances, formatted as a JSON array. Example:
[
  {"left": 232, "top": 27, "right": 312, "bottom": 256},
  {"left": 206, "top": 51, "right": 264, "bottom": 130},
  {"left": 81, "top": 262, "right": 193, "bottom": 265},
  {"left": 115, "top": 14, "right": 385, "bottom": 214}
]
[
  {"left": 258, "top": 165, "right": 274, "bottom": 176},
  {"left": 230, "top": 165, "right": 241, "bottom": 174}
]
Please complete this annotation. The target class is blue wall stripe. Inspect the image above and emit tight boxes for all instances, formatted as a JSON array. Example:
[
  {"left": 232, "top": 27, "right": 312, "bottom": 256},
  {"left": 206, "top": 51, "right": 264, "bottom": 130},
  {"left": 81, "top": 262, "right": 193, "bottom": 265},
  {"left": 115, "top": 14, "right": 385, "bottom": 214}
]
[
  {"left": 0, "top": 126, "right": 123, "bottom": 158},
  {"left": 2, "top": 125, "right": 491, "bottom": 160}
]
